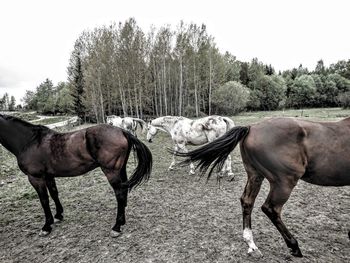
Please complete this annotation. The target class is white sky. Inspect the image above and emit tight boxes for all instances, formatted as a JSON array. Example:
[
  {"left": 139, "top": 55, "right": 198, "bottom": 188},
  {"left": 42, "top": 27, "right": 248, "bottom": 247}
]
[{"left": 0, "top": 0, "right": 349, "bottom": 103}]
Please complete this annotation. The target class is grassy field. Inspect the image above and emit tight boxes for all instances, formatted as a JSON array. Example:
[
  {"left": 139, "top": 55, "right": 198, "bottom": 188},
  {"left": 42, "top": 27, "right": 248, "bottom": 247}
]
[{"left": 0, "top": 108, "right": 349, "bottom": 263}]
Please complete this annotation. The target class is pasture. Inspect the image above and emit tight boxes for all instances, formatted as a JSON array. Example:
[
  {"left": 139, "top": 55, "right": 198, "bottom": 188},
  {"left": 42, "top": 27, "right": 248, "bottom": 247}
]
[{"left": 0, "top": 108, "right": 349, "bottom": 262}]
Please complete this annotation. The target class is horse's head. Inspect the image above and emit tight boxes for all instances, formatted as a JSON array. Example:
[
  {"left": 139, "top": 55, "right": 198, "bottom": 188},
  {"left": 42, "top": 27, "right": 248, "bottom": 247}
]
[
  {"left": 106, "top": 115, "right": 116, "bottom": 125},
  {"left": 107, "top": 116, "right": 123, "bottom": 127},
  {"left": 121, "top": 117, "right": 133, "bottom": 130},
  {"left": 146, "top": 121, "right": 158, "bottom": 143}
]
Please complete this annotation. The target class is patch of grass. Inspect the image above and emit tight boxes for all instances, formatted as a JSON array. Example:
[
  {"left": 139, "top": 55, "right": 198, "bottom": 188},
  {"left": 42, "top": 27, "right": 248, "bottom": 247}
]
[
  {"left": 19, "top": 191, "right": 37, "bottom": 200},
  {"left": 34, "top": 116, "right": 72, "bottom": 125},
  {"left": 233, "top": 107, "right": 350, "bottom": 125},
  {"left": 0, "top": 108, "right": 349, "bottom": 262},
  {"left": 0, "top": 147, "right": 18, "bottom": 180}
]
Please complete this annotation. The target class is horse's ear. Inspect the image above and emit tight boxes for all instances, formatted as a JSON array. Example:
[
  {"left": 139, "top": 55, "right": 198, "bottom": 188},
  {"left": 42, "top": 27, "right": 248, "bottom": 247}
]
[
  {"left": 201, "top": 119, "right": 212, "bottom": 130},
  {"left": 200, "top": 123, "right": 209, "bottom": 130}
]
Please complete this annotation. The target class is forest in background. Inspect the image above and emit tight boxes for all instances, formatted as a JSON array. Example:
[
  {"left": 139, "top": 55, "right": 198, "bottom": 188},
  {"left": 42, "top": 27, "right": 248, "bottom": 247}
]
[{"left": 2, "top": 18, "right": 350, "bottom": 122}]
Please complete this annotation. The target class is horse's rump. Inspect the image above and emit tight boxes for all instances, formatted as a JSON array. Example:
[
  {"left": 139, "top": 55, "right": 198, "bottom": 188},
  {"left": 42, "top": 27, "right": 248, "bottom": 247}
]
[{"left": 243, "top": 117, "right": 350, "bottom": 186}]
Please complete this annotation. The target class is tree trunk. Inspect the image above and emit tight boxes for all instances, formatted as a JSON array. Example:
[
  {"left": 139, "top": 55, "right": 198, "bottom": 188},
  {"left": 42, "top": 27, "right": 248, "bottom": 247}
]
[
  {"left": 91, "top": 84, "right": 99, "bottom": 123},
  {"left": 127, "top": 84, "right": 133, "bottom": 116},
  {"left": 118, "top": 72, "right": 126, "bottom": 116},
  {"left": 163, "top": 57, "right": 168, "bottom": 115},
  {"left": 208, "top": 52, "right": 212, "bottom": 115},
  {"left": 152, "top": 61, "right": 159, "bottom": 116},
  {"left": 194, "top": 61, "right": 198, "bottom": 117},
  {"left": 98, "top": 72, "right": 105, "bottom": 123},
  {"left": 178, "top": 55, "right": 183, "bottom": 116}
]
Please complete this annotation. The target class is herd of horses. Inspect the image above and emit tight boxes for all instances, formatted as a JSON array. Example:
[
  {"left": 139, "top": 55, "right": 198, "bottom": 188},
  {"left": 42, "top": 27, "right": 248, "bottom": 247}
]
[{"left": 0, "top": 113, "right": 349, "bottom": 258}]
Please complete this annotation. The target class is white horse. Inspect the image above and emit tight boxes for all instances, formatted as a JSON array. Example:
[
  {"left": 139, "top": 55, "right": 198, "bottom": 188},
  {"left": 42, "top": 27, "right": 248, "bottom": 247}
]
[
  {"left": 106, "top": 115, "right": 146, "bottom": 136},
  {"left": 147, "top": 115, "right": 235, "bottom": 175}
]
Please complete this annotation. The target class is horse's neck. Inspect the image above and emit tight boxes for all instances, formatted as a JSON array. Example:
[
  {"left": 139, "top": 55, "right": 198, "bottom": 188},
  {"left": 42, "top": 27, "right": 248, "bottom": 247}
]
[
  {"left": 153, "top": 123, "right": 171, "bottom": 134},
  {"left": 153, "top": 117, "right": 178, "bottom": 133},
  {"left": 0, "top": 120, "right": 38, "bottom": 156}
]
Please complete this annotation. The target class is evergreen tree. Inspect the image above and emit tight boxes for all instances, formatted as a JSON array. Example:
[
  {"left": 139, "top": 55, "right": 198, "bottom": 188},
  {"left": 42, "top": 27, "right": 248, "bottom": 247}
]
[
  {"left": 9, "top": 96, "right": 16, "bottom": 111},
  {"left": 68, "top": 39, "right": 86, "bottom": 120}
]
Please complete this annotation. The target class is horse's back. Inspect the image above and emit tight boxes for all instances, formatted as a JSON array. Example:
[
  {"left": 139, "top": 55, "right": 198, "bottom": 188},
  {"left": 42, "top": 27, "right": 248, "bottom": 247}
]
[
  {"left": 242, "top": 117, "right": 350, "bottom": 186},
  {"left": 70, "top": 124, "right": 129, "bottom": 171},
  {"left": 22, "top": 125, "right": 128, "bottom": 177},
  {"left": 86, "top": 124, "right": 128, "bottom": 154}
]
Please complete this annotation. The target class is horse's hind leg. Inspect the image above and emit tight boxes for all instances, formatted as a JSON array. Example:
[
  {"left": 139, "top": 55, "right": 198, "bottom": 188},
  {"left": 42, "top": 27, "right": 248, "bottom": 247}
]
[
  {"left": 226, "top": 155, "right": 234, "bottom": 176},
  {"left": 46, "top": 177, "right": 64, "bottom": 222},
  {"left": 261, "top": 179, "right": 302, "bottom": 257},
  {"left": 102, "top": 165, "right": 128, "bottom": 237},
  {"left": 240, "top": 169, "right": 264, "bottom": 256},
  {"left": 177, "top": 143, "right": 195, "bottom": 174},
  {"left": 28, "top": 175, "right": 54, "bottom": 236},
  {"left": 220, "top": 155, "right": 233, "bottom": 178},
  {"left": 120, "top": 164, "right": 128, "bottom": 208}
]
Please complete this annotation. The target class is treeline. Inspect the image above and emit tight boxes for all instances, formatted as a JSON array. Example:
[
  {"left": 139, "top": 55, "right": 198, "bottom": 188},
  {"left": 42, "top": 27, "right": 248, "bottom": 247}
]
[
  {"left": 0, "top": 93, "right": 17, "bottom": 111},
  {"left": 22, "top": 79, "right": 72, "bottom": 114},
  {"left": 23, "top": 18, "right": 350, "bottom": 121}
]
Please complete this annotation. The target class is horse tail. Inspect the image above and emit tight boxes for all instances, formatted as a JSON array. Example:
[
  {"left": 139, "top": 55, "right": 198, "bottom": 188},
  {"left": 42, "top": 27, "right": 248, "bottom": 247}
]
[
  {"left": 222, "top": 116, "right": 235, "bottom": 130},
  {"left": 176, "top": 126, "right": 249, "bottom": 179},
  {"left": 122, "top": 130, "right": 152, "bottom": 190}
]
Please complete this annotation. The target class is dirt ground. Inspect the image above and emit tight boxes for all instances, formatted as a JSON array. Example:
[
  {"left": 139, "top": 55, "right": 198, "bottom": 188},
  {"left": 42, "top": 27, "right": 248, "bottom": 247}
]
[{"left": 0, "top": 109, "right": 349, "bottom": 262}]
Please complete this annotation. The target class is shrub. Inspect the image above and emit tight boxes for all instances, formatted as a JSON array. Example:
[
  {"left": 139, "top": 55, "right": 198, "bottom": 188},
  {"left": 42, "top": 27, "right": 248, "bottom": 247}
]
[
  {"left": 212, "top": 81, "right": 250, "bottom": 115},
  {"left": 337, "top": 91, "right": 350, "bottom": 108}
]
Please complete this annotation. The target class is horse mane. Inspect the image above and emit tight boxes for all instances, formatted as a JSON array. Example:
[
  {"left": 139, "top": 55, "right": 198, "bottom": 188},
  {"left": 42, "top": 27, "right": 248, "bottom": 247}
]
[
  {"left": 152, "top": 116, "right": 185, "bottom": 125},
  {"left": 0, "top": 114, "right": 53, "bottom": 144}
]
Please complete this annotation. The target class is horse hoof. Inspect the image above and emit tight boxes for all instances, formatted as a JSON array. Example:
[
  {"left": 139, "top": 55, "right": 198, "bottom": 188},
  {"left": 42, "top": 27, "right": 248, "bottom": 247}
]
[
  {"left": 110, "top": 230, "right": 122, "bottom": 238},
  {"left": 54, "top": 218, "right": 63, "bottom": 224},
  {"left": 227, "top": 172, "right": 234, "bottom": 177},
  {"left": 248, "top": 248, "right": 263, "bottom": 258},
  {"left": 39, "top": 230, "right": 50, "bottom": 237},
  {"left": 290, "top": 249, "right": 303, "bottom": 257}
]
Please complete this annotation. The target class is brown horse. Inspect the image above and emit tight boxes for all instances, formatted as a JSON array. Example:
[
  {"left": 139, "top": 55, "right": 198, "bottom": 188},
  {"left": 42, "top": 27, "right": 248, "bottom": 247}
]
[
  {"left": 0, "top": 114, "right": 152, "bottom": 237},
  {"left": 175, "top": 117, "right": 350, "bottom": 257}
]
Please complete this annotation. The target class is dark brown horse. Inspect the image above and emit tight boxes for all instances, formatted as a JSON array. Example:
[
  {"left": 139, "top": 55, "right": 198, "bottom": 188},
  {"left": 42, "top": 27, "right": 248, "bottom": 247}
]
[
  {"left": 176, "top": 117, "right": 350, "bottom": 257},
  {"left": 0, "top": 114, "right": 152, "bottom": 237}
]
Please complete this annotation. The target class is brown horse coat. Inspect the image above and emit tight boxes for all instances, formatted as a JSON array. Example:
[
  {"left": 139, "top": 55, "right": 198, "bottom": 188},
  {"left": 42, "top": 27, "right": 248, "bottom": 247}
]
[
  {"left": 0, "top": 114, "right": 152, "bottom": 236},
  {"left": 243, "top": 117, "right": 350, "bottom": 186},
  {"left": 177, "top": 117, "right": 350, "bottom": 257}
]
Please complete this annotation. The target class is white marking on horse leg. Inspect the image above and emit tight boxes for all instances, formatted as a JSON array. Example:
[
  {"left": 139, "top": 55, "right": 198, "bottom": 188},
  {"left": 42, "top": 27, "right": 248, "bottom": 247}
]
[
  {"left": 39, "top": 230, "right": 50, "bottom": 237},
  {"left": 110, "top": 230, "right": 122, "bottom": 238},
  {"left": 226, "top": 155, "right": 234, "bottom": 176},
  {"left": 218, "top": 158, "right": 229, "bottom": 177},
  {"left": 168, "top": 161, "right": 175, "bottom": 170},
  {"left": 243, "top": 228, "right": 262, "bottom": 256},
  {"left": 54, "top": 217, "right": 63, "bottom": 224},
  {"left": 189, "top": 162, "right": 195, "bottom": 175},
  {"left": 169, "top": 144, "right": 178, "bottom": 170}
]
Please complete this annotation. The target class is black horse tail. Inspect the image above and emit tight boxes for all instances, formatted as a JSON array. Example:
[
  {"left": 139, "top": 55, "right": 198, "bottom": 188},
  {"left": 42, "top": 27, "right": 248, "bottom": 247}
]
[
  {"left": 176, "top": 126, "right": 250, "bottom": 179},
  {"left": 122, "top": 130, "right": 152, "bottom": 190}
]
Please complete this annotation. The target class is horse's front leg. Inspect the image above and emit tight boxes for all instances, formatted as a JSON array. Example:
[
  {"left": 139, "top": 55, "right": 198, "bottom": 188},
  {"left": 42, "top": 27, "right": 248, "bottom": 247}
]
[
  {"left": 168, "top": 144, "right": 178, "bottom": 171},
  {"left": 177, "top": 143, "right": 195, "bottom": 175},
  {"left": 28, "top": 175, "right": 54, "bottom": 236},
  {"left": 46, "top": 176, "right": 64, "bottom": 222}
]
